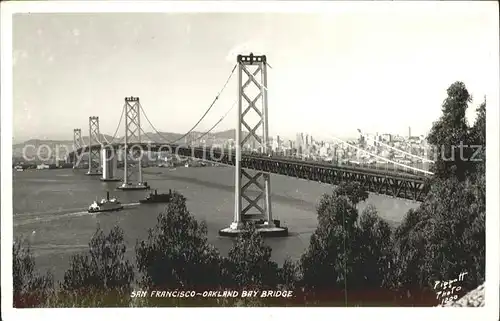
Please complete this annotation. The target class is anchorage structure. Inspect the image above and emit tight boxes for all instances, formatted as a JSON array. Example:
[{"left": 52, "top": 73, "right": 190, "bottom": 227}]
[
  {"left": 101, "top": 145, "right": 120, "bottom": 182},
  {"left": 117, "top": 97, "right": 149, "bottom": 190},
  {"left": 219, "top": 53, "right": 287, "bottom": 237},
  {"left": 86, "top": 117, "right": 102, "bottom": 176},
  {"left": 72, "top": 128, "right": 83, "bottom": 168}
]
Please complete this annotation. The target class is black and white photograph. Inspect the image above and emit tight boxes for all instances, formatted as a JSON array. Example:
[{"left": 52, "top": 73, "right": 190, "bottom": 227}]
[{"left": 1, "top": 1, "right": 499, "bottom": 320}]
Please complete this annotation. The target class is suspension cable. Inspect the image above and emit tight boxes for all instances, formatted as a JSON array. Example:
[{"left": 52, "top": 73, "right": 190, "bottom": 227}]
[
  {"left": 105, "top": 103, "right": 126, "bottom": 144},
  {"left": 140, "top": 129, "right": 160, "bottom": 144},
  {"left": 327, "top": 136, "right": 434, "bottom": 175},
  {"left": 138, "top": 103, "right": 171, "bottom": 143},
  {"left": 139, "top": 63, "right": 238, "bottom": 144},
  {"left": 358, "top": 129, "right": 434, "bottom": 163},
  {"left": 138, "top": 99, "right": 237, "bottom": 146},
  {"left": 192, "top": 99, "right": 237, "bottom": 142}
]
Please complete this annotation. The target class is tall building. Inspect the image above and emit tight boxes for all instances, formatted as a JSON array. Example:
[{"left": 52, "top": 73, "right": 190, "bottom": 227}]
[
  {"left": 408, "top": 126, "right": 412, "bottom": 138},
  {"left": 295, "top": 133, "right": 303, "bottom": 155}
]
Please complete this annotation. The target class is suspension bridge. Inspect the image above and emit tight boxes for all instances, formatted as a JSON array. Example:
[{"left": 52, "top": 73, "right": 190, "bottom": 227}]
[{"left": 67, "top": 53, "right": 433, "bottom": 236}]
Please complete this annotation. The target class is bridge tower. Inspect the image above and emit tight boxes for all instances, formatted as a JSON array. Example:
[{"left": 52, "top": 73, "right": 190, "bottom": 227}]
[
  {"left": 219, "top": 53, "right": 287, "bottom": 237},
  {"left": 117, "top": 96, "right": 149, "bottom": 190},
  {"left": 86, "top": 116, "right": 102, "bottom": 176},
  {"left": 72, "top": 128, "right": 83, "bottom": 168}
]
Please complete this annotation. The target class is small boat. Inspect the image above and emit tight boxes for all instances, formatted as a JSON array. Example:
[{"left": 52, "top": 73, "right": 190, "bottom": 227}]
[
  {"left": 88, "top": 191, "right": 124, "bottom": 213},
  {"left": 139, "top": 189, "right": 173, "bottom": 204}
]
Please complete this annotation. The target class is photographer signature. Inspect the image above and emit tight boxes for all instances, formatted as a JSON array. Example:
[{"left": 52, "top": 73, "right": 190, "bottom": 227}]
[{"left": 434, "top": 272, "right": 468, "bottom": 305}]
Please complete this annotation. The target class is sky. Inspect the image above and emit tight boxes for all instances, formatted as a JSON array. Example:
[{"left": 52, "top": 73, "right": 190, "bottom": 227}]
[{"left": 12, "top": 3, "right": 499, "bottom": 143}]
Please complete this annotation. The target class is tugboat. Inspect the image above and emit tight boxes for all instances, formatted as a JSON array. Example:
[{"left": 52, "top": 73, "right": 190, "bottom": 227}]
[
  {"left": 88, "top": 191, "right": 124, "bottom": 213},
  {"left": 139, "top": 189, "right": 173, "bottom": 204}
]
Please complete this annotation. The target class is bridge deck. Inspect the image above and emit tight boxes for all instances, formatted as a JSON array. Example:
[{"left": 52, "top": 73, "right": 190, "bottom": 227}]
[{"left": 69, "top": 143, "right": 429, "bottom": 202}]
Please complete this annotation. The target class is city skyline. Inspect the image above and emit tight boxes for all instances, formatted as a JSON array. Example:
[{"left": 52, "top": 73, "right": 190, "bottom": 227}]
[{"left": 13, "top": 5, "right": 497, "bottom": 143}]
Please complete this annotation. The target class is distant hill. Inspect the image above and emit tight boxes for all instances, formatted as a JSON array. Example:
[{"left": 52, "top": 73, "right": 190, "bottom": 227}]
[
  {"left": 212, "top": 129, "right": 236, "bottom": 140},
  {"left": 12, "top": 134, "right": 114, "bottom": 158},
  {"left": 12, "top": 130, "right": 257, "bottom": 158},
  {"left": 116, "top": 129, "right": 238, "bottom": 143}
]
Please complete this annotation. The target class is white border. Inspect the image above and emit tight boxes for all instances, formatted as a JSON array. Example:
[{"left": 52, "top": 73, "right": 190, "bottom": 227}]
[{"left": 1, "top": 1, "right": 499, "bottom": 320}]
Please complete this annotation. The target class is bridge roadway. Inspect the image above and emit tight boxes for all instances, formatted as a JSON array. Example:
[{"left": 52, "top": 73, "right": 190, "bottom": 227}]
[{"left": 69, "top": 143, "right": 430, "bottom": 202}]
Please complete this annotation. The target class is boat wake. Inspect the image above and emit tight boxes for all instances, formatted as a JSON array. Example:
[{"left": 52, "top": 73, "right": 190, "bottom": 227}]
[{"left": 14, "top": 202, "right": 141, "bottom": 227}]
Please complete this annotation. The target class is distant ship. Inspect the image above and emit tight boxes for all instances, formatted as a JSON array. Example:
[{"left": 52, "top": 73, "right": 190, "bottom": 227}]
[
  {"left": 139, "top": 189, "right": 173, "bottom": 204},
  {"left": 117, "top": 181, "right": 150, "bottom": 190},
  {"left": 88, "top": 191, "right": 124, "bottom": 213}
]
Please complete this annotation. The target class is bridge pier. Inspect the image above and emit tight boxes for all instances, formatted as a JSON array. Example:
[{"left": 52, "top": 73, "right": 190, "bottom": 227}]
[
  {"left": 219, "top": 53, "right": 287, "bottom": 237},
  {"left": 117, "top": 97, "right": 149, "bottom": 190},
  {"left": 86, "top": 116, "right": 102, "bottom": 176},
  {"left": 100, "top": 146, "right": 120, "bottom": 182}
]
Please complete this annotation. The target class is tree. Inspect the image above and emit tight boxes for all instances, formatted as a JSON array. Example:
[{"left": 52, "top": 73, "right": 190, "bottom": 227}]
[
  {"left": 389, "top": 82, "right": 486, "bottom": 306},
  {"left": 333, "top": 181, "right": 369, "bottom": 206},
  {"left": 315, "top": 182, "right": 367, "bottom": 229},
  {"left": 392, "top": 175, "right": 485, "bottom": 305},
  {"left": 427, "top": 81, "right": 473, "bottom": 181},
  {"left": 225, "top": 224, "right": 279, "bottom": 289},
  {"left": 58, "top": 226, "right": 134, "bottom": 307},
  {"left": 301, "top": 182, "right": 391, "bottom": 305},
  {"left": 469, "top": 99, "right": 486, "bottom": 177},
  {"left": 278, "top": 258, "right": 300, "bottom": 292},
  {"left": 13, "top": 238, "right": 54, "bottom": 307},
  {"left": 470, "top": 99, "right": 486, "bottom": 146},
  {"left": 135, "top": 191, "right": 222, "bottom": 292},
  {"left": 351, "top": 206, "right": 394, "bottom": 294}
]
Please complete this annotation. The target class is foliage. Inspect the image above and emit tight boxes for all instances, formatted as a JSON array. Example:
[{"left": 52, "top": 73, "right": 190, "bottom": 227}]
[
  {"left": 470, "top": 100, "right": 486, "bottom": 146},
  {"left": 225, "top": 224, "right": 279, "bottom": 289},
  {"left": 392, "top": 175, "right": 485, "bottom": 304},
  {"left": 427, "top": 81, "right": 481, "bottom": 181},
  {"left": 135, "top": 191, "right": 222, "bottom": 291},
  {"left": 333, "top": 181, "right": 369, "bottom": 206},
  {"left": 278, "top": 258, "right": 300, "bottom": 291},
  {"left": 469, "top": 99, "right": 486, "bottom": 177},
  {"left": 301, "top": 183, "right": 392, "bottom": 305},
  {"left": 57, "top": 225, "right": 134, "bottom": 307},
  {"left": 13, "top": 238, "right": 54, "bottom": 307},
  {"left": 352, "top": 205, "right": 394, "bottom": 291},
  {"left": 315, "top": 183, "right": 360, "bottom": 230},
  {"left": 393, "top": 83, "right": 486, "bottom": 305}
]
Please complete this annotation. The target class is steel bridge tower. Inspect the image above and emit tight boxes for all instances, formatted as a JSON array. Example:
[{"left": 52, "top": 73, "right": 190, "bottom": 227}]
[
  {"left": 219, "top": 53, "right": 287, "bottom": 237},
  {"left": 86, "top": 117, "right": 102, "bottom": 176},
  {"left": 117, "top": 97, "right": 149, "bottom": 190},
  {"left": 72, "top": 128, "right": 83, "bottom": 168}
]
